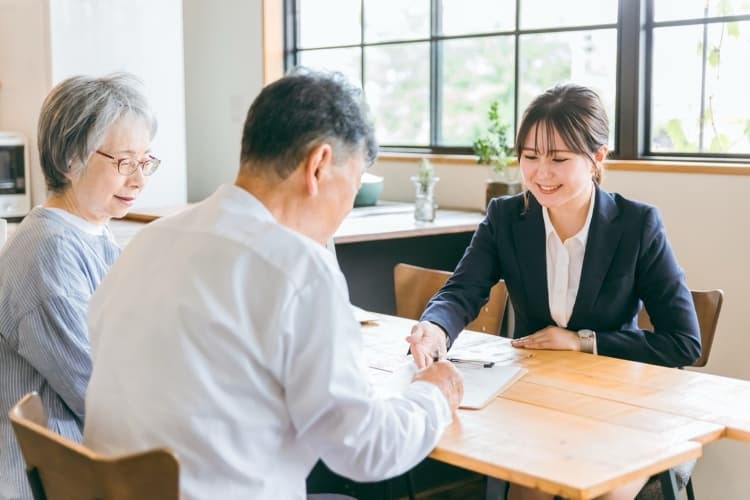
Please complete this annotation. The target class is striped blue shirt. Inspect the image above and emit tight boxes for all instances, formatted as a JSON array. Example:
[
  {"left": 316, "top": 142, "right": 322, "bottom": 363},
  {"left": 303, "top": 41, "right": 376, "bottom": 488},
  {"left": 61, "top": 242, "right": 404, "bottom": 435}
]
[{"left": 0, "top": 207, "right": 120, "bottom": 500}]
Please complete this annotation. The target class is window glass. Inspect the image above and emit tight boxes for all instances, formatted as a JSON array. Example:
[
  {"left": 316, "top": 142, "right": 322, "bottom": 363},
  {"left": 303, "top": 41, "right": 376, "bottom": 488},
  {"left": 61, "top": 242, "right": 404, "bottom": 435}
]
[
  {"left": 440, "top": 0, "right": 515, "bottom": 36},
  {"left": 288, "top": 0, "right": 750, "bottom": 159},
  {"left": 440, "top": 36, "right": 515, "bottom": 146},
  {"left": 364, "top": 0, "right": 430, "bottom": 43},
  {"left": 519, "top": 0, "right": 617, "bottom": 30},
  {"left": 651, "top": 22, "right": 750, "bottom": 154},
  {"left": 518, "top": 29, "right": 617, "bottom": 146},
  {"left": 299, "top": 0, "right": 361, "bottom": 48},
  {"left": 653, "top": 0, "right": 750, "bottom": 22},
  {"left": 299, "top": 48, "right": 362, "bottom": 87},
  {"left": 365, "top": 43, "right": 430, "bottom": 145}
]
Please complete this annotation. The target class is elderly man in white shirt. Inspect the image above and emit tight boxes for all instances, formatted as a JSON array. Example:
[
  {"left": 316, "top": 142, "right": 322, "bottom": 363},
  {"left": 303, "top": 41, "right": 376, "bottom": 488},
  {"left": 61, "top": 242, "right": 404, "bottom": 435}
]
[{"left": 82, "top": 68, "right": 463, "bottom": 500}]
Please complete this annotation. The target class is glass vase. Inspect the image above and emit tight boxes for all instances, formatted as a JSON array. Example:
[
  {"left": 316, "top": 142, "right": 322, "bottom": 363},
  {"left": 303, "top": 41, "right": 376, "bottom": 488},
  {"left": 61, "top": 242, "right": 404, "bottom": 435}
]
[{"left": 411, "top": 176, "right": 439, "bottom": 222}]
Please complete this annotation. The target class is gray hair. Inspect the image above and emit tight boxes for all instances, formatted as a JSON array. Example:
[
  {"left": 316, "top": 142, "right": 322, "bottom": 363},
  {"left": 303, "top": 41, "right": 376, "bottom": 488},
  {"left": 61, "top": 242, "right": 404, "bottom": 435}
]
[
  {"left": 240, "top": 67, "right": 377, "bottom": 179},
  {"left": 37, "top": 72, "right": 157, "bottom": 193}
]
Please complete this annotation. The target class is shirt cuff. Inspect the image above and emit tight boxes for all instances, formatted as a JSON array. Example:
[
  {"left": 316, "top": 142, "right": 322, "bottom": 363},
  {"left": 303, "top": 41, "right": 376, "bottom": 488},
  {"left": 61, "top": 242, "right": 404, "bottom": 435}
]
[{"left": 406, "top": 380, "right": 453, "bottom": 430}]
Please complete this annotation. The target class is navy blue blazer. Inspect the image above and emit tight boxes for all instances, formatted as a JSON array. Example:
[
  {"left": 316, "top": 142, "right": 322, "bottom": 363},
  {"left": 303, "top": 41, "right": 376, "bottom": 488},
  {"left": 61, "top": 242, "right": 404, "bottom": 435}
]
[{"left": 421, "top": 185, "right": 701, "bottom": 368}]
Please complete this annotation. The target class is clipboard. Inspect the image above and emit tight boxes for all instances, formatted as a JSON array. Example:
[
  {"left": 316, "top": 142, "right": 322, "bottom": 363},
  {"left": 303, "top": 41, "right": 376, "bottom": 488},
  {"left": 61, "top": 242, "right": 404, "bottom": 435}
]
[
  {"left": 374, "top": 362, "right": 527, "bottom": 410},
  {"left": 456, "top": 364, "right": 527, "bottom": 410}
]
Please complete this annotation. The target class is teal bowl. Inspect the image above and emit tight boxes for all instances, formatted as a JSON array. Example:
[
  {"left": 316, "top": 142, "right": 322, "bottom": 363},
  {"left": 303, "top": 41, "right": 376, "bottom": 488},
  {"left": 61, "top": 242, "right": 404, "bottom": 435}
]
[{"left": 353, "top": 174, "right": 384, "bottom": 207}]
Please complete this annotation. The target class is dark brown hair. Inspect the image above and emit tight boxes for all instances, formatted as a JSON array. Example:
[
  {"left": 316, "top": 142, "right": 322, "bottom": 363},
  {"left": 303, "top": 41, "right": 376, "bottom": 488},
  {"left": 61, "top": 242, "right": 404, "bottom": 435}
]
[
  {"left": 240, "top": 67, "right": 377, "bottom": 179},
  {"left": 515, "top": 83, "right": 609, "bottom": 184}
]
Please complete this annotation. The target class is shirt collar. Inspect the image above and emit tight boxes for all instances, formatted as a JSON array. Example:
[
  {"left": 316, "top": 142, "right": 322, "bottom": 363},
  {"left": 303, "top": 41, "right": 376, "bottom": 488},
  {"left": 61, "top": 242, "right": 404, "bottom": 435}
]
[
  {"left": 215, "top": 183, "right": 276, "bottom": 223},
  {"left": 542, "top": 182, "right": 596, "bottom": 245},
  {"left": 42, "top": 206, "right": 108, "bottom": 236}
]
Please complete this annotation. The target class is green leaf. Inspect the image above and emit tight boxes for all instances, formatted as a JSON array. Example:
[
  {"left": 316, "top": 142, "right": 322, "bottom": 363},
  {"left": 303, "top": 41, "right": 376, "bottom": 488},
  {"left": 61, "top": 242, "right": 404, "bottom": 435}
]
[
  {"left": 664, "top": 119, "right": 691, "bottom": 151},
  {"left": 710, "top": 133, "right": 730, "bottom": 153},
  {"left": 728, "top": 22, "right": 740, "bottom": 38},
  {"left": 708, "top": 47, "right": 720, "bottom": 67},
  {"left": 472, "top": 98, "right": 514, "bottom": 172},
  {"left": 743, "top": 120, "right": 750, "bottom": 141},
  {"left": 718, "top": 0, "right": 731, "bottom": 16}
]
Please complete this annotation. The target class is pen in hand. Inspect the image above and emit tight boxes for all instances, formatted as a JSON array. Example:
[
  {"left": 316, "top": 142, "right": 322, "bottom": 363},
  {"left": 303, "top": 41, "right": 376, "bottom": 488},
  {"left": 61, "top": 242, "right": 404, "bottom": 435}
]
[{"left": 447, "top": 357, "right": 495, "bottom": 368}]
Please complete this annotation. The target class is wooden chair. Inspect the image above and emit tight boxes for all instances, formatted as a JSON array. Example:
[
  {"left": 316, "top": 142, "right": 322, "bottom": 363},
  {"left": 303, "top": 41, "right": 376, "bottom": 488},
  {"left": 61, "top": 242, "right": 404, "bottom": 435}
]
[
  {"left": 393, "top": 262, "right": 508, "bottom": 335},
  {"left": 637, "top": 289, "right": 724, "bottom": 368},
  {"left": 636, "top": 289, "right": 724, "bottom": 500},
  {"left": 9, "top": 392, "right": 179, "bottom": 500}
]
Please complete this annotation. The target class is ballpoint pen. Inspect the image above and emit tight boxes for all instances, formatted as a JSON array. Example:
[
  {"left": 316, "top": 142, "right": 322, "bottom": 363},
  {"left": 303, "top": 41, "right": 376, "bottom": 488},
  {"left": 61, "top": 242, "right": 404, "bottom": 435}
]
[{"left": 447, "top": 357, "right": 495, "bottom": 368}]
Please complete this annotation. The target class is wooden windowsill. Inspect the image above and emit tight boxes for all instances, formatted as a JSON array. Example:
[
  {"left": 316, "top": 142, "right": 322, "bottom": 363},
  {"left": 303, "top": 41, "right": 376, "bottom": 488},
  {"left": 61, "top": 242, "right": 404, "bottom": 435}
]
[{"left": 376, "top": 152, "right": 750, "bottom": 175}]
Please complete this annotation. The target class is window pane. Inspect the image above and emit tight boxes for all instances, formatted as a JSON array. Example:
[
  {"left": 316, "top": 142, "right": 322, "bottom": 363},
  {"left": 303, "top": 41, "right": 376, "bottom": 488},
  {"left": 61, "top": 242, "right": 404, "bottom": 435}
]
[
  {"left": 654, "top": 0, "right": 750, "bottom": 22},
  {"left": 518, "top": 29, "right": 617, "bottom": 146},
  {"left": 299, "top": 0, "right": 361, "bottom": 48},
  {"left": 298, "top": 48, "right": 362, "bottom": 87},
  {"left": 651, "top": 22, "right": 750, "bottom": 154},
  {"left": 440, "top": 36, "right": 515, "bottom": 146},
  {"left": 650, "top": 26, "right": 703, "bottom": 153},
  {"left": 365, "top": 43, "right": 430, "bottom": 145},
  {"left": 520, "top": 0, "right": 617, "bottom": 30},
  {"left": 364, "top": 0, "right": 430, "bottom": 43},
  {"left": 440, "top": 0, "right": 515, "bottom": 36}
]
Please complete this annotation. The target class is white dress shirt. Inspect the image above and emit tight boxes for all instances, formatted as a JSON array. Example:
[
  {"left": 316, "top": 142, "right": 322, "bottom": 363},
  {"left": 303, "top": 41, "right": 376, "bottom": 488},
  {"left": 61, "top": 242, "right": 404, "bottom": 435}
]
[
  {"left": 83, "top": 184, "right": 451, "bottom": 500},
  {"left": 542, "top": 184, "right": 596, "bottom": 329}
]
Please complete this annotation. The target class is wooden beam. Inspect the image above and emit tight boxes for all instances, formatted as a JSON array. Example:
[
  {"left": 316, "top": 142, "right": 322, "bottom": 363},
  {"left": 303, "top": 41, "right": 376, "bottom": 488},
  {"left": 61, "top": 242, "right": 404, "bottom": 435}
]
[{"left": 261, "top": 0, "right": 284, "bottom": 85}]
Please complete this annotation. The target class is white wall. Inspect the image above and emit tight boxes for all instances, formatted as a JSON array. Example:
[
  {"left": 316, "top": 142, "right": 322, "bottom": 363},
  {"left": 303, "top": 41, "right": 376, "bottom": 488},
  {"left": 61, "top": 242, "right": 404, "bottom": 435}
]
[
  {"left": 0, "top": 0, "right": 187, "bottom": 208},
  {"left": 372, "top": 157, "right": 750, "bottom": 498},
  {"left": 0, "top": 0, "right": 52, "bottom": 203},
  {"left": 47, "top": 0, "right": 187, "bottom": 208},
  {"left": 182, "top": 0, "right": 264, "bottom": 202}
]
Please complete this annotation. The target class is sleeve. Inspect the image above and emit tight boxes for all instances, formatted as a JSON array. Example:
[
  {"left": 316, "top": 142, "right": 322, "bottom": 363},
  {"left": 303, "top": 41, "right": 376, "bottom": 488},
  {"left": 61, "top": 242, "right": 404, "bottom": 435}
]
[
  {"left": 420, "top": 200, "right": 504, "bottom": 344},
  {"left": 596, "top": 207, "right": 701, "bottom": 367},
  {"left": 17, "top": 293, "right": 91, "bottom": 418},
  {"left": 13, "top": 233, "right": 100, "bottom": 419},
  {"left": 281, "top": 270, "right": 452, "bottom": 482}
]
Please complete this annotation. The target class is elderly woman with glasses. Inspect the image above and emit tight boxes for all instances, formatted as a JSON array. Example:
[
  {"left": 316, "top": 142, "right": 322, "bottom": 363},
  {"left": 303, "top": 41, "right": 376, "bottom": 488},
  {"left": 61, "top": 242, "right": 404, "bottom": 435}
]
[{"left": 0, "top": 73, "right": 159, "bottom": 499}]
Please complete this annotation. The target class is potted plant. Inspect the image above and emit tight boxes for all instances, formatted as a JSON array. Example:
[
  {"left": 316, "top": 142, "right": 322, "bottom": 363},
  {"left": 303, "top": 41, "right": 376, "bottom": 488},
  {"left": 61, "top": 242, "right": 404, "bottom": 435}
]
[
  {"left": 410, "top": 158, "right": 439, "bottom": 222},
  {"left": 472, "top": 100, "right": 522, "bottom": 208}
]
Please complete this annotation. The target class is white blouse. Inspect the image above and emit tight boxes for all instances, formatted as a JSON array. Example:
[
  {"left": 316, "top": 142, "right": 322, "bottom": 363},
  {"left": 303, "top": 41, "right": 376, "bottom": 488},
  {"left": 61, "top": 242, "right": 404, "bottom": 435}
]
[{"left": 542, "top": 183, "right": 596, "bottom": 329}]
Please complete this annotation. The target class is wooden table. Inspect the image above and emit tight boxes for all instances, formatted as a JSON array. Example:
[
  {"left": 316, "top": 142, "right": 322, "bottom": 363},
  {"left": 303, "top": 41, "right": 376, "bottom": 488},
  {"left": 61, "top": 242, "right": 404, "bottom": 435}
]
[
  {"left": 334, "top": 206, "right": 484, "bottom": 244},
  {"left": 361, "top": 314, "right": 750, "bottom": 499},
  {"left": 110, "top": 203, "right": 485, "bottom": 246}
]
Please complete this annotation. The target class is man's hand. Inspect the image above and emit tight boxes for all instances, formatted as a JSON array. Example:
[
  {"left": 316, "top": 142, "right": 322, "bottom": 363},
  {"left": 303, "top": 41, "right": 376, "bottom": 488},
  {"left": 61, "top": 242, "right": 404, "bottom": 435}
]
[
  {"left": 510, "top": 326, "right": 580, "bottom": 351},
  {"left": 405, "top": 321, "right": 448, "bottom": 369},
  {"left": 413, "top": 360, "right": 464, "bottom": 413}
]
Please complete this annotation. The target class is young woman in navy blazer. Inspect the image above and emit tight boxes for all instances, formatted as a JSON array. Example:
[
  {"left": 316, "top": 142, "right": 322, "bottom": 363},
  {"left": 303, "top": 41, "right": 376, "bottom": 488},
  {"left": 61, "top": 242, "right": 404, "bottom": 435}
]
[{"left": 407, "top": 84, "right": 700, "bottom": 500}]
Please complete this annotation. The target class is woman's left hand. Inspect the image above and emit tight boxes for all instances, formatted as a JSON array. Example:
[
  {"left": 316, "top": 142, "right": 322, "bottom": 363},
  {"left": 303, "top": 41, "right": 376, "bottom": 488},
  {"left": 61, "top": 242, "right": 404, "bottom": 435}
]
[{"left": 511, "top": 326, "right": 581, "bottom": 351}]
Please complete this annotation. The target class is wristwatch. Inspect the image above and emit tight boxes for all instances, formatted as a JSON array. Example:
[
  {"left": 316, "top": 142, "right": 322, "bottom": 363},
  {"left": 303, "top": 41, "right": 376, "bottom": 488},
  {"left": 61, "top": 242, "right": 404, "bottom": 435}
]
[{"left": 577, "top": 329, "right": 597, "bottom": 354}]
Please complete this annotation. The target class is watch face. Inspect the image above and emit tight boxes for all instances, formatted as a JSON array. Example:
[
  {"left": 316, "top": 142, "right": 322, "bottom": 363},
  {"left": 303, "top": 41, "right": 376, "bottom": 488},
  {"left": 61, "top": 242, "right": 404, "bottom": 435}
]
[{"left": 578, "top": 329, "right": 594, "bottom": 339}]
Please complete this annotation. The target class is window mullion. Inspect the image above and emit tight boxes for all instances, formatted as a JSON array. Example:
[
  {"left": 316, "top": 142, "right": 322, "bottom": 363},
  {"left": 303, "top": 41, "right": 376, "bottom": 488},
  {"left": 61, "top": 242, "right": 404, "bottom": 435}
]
[
  {"left": 616, "top": 0, "right": 646, "bottom": 159},
  {"left": 283, "top": 0, "right": 298, "bottom": 71},
  {"left": 431, "top": 0, "right": 442, "bottom": 147}
]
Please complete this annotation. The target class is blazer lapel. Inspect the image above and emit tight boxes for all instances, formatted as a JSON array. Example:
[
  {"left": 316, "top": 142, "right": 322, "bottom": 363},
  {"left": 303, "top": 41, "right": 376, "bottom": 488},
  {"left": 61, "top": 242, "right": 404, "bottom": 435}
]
[
  {"left": 569, "top": 186, "right": 623, "bottom": 326},
  {"left": 511, "top": 194, "right": 552, "bottom": 324}
]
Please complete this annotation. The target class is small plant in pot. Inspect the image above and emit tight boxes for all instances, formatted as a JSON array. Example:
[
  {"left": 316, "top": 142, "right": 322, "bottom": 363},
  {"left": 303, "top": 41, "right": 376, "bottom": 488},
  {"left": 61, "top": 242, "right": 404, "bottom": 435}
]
[
  {"left": 410, "top": 158, "right": 439, "bottom": 222},
  {"left": 471, "top": 100, "right": 522, "bottom": 208}
]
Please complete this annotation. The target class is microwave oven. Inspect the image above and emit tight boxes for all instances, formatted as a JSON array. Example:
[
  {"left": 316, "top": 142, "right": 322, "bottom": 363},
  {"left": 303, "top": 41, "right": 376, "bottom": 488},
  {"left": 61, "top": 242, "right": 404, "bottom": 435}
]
[{"left": 0, "top": 131, "right": 31, "bottom": 219}]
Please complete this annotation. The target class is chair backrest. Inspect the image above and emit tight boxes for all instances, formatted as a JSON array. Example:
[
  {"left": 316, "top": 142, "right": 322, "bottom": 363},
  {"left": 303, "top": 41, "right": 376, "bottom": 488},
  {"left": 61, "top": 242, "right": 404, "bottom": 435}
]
[
  {"left": 9, "top": 392, "right": 179, "bottom": 500},
  {"left": 393, "top": 262, "right": 508, "bottom": 335},
  {"left": 637, "top": 289, "right": 724, "bottom": 368}
]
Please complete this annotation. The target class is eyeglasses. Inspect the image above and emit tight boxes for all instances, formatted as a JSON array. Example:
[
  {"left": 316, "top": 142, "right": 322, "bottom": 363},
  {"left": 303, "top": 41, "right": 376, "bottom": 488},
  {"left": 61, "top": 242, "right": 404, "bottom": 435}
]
[{"left": 95, "top": 150, "right": 161, "bottom": 176}]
